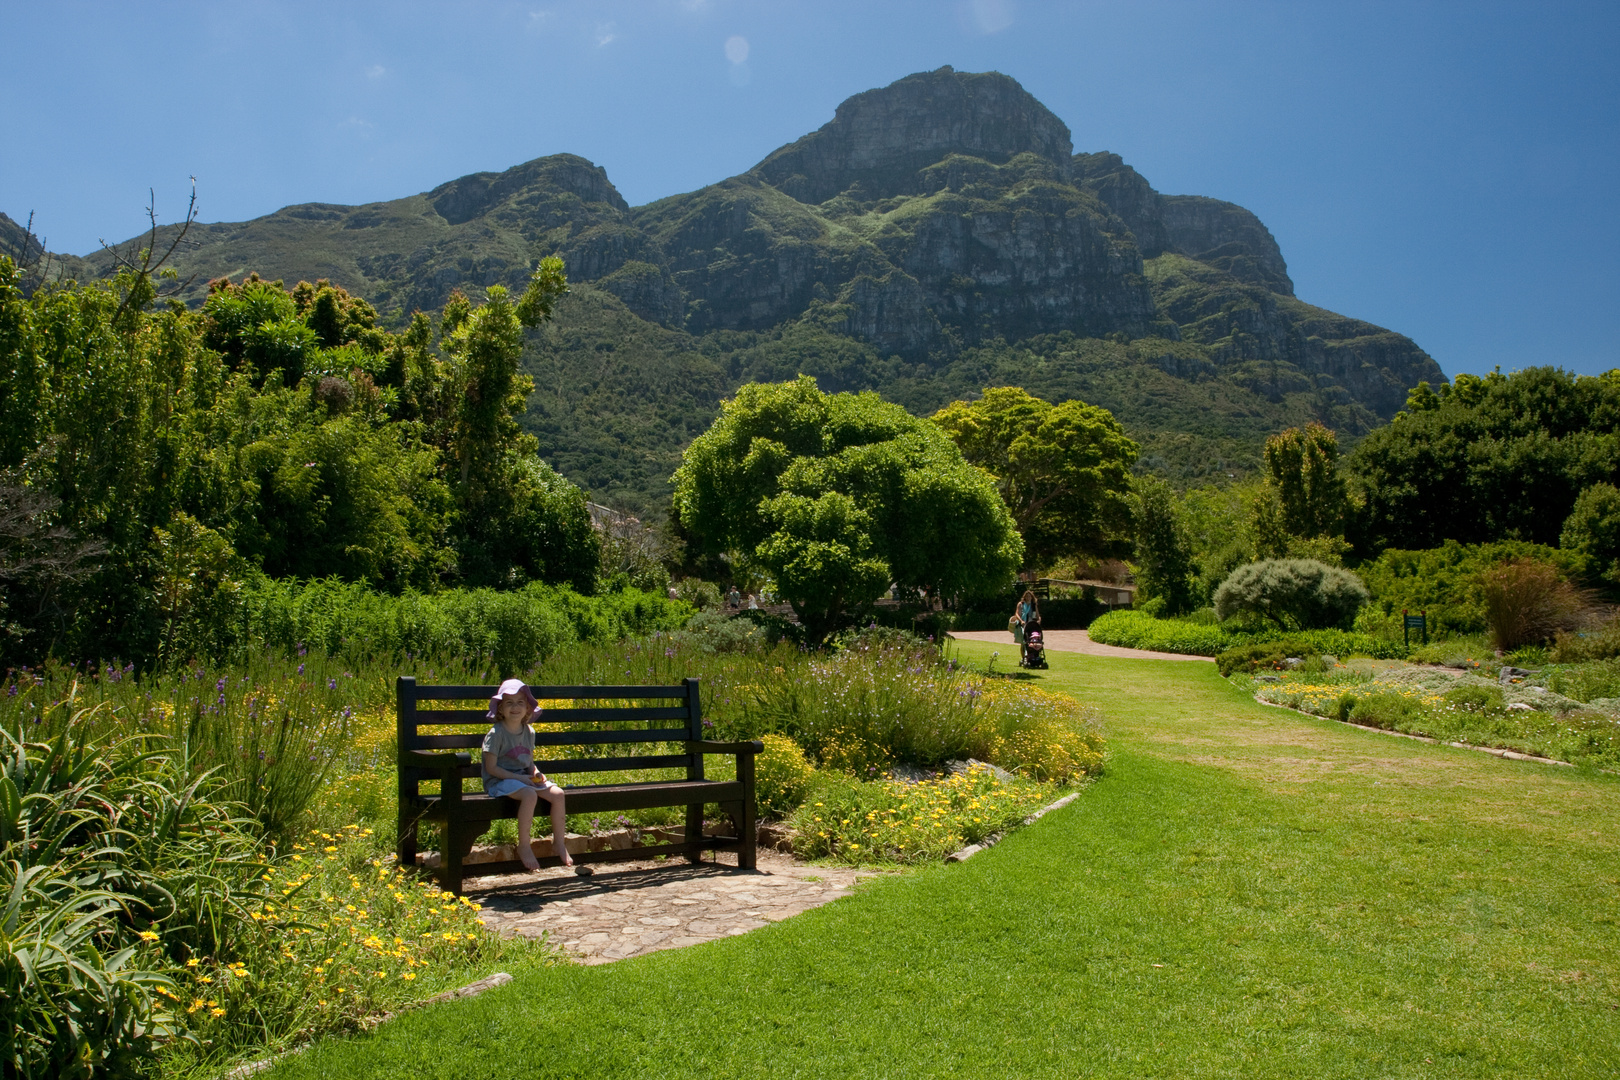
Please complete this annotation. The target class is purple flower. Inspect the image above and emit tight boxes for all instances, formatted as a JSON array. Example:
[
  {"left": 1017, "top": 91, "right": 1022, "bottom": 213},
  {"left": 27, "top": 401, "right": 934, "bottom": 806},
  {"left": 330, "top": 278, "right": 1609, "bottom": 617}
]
[
  {"left": 327, "top": 679, "right": 337, "bottom": 690},
  {"left": 297, "top": 664, "right": 304, "bottom": 675},
  {"left": 6, "top": 685, "right": 14, "bottom": 698}
]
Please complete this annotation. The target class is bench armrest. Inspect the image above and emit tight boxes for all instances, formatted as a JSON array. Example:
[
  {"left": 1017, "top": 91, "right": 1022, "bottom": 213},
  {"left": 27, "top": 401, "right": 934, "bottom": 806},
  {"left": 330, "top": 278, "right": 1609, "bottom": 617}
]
[
  {"left": 685, "top": 739, "right": 764, "bottom": 755},
  {"left": 401, "top": 750, "right": 472, "bottom": 772}
]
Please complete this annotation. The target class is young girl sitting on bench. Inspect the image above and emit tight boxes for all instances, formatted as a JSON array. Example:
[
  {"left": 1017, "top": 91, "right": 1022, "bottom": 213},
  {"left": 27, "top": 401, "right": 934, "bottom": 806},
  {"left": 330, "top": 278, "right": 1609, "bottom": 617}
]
[{"left": 482, "top": 679, "right": 574, "bottom": 872}]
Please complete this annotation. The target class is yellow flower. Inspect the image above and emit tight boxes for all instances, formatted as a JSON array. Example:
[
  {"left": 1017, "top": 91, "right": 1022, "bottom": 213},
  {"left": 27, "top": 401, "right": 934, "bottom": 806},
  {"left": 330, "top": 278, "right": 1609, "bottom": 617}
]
[
  {"left": 137, "top": 929, "right": 160, "bottom": 942},
  {"left": 402, "top": 972, "right": 416, "bottom": 980},
  {"left": 188, "top": 999, "right": 206, "bottom": 1013},
  {"left": 198, "top": 976, "right": 213, "bottom": 984}
]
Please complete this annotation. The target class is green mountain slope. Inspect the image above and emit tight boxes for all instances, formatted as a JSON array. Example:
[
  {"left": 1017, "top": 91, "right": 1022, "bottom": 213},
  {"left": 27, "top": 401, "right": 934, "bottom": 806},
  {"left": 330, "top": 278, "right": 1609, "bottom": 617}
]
[{"left": 11, "top": 67, "right": 1443, "bottom": 515}]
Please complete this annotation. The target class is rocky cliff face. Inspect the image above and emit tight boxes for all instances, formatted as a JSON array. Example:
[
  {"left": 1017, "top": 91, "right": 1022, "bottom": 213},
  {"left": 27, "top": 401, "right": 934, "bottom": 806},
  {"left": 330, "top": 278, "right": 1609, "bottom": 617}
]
[{"left": 753, "top": 67, "right": 1074, "bottom": 203}]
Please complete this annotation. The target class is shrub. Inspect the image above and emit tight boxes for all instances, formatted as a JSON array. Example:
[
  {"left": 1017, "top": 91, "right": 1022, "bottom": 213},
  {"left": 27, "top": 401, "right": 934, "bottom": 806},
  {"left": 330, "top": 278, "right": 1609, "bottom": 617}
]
[
  {"left": 1356, "top": 540, "right": 1583, "bottom": 639},
  {"left": 1216, "top": 640, "right": 1313, "bottom": 677},
  {"left": 1213, "top": 559, "right": 1369, "bottom": 630},
  {"left": 785, "top": 766, "right": 1051, "bottom": 865},
  {"left": 673, "top": 578, "right": 723, "bottom": 609},
  {"left": 1347, "top": 692, "right": 1428, "bottom": 731},
  {"left": 1442, "top": 684, "right": 1505, "bottom": 712},
  {"left": 1561, "top": 482, "right": 1620, "bottom": 587},
  {"left": 0, "top": 718, "right": 274, "bottom": 1078},
  {"left": 1551, "top": 614, "right": 1620, "bottom": 662},
  {"left": 1543, "top": 658, "right": 1620, "bottom": 702},
  {"left": 755, "top": 734, "right": 817, "bottom": 820},
  {"left": 1089, "top": 610, "right": 1407, "bottom": 660},
  {"left": 1479, "top": 558, "right": 1592, "bottom": 652},
  {"left": 672, "top": 607, "right": 768, "bottom": 654},
  {"left": 968, "top": 685, "right": 1106, "bottom": 783}
]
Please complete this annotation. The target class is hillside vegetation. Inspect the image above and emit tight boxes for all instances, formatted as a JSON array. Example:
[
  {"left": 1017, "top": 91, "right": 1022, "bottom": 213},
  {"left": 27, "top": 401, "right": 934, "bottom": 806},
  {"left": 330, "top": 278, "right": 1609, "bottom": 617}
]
[{"left": 9, "top": 68, "right": 1442, "bottom": 514}]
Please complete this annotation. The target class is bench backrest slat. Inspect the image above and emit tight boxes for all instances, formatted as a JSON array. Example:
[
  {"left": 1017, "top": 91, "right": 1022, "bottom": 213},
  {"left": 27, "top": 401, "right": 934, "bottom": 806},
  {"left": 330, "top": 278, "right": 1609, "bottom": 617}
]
[
  {"left": 536, "top": 754, "right": 688, "bottom": 774},
  {"left": 408, "top": 728, "right": 693, "bottom": 751},
  {"left": 408, "top": 683, "right": 689, "bottom": 701},
  {"left": 410, "top": 707, "right": 693, "bottom": 726}
]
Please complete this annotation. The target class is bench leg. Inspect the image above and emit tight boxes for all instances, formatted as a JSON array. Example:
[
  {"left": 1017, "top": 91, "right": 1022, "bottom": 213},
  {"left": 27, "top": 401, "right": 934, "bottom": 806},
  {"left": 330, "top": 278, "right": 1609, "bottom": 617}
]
[
  {"left": 684, "top": 803, "right": 704, "bottom": 864},
  {"left": 720, "top": 800, "right": 757, "bottom": 871},
  {"left": 442, "top": 820, "right": 480, "bottom": 896}
]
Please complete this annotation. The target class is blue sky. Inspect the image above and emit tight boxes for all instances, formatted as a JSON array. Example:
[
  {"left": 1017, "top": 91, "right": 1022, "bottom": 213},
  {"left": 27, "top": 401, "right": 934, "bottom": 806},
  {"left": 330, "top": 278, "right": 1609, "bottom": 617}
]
[{"left": 3, "top": 0, "right": 1616, "bottom": 378}]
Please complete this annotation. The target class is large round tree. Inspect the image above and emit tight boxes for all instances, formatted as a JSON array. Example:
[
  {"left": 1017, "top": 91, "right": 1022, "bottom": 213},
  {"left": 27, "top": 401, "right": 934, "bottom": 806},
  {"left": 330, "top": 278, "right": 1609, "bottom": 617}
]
[
  {"left": 671, "top": 376, "right": 1023, "bottom": 639},
  {"left": 930, "top": 386, "right": 1137, "bottom": 567}
]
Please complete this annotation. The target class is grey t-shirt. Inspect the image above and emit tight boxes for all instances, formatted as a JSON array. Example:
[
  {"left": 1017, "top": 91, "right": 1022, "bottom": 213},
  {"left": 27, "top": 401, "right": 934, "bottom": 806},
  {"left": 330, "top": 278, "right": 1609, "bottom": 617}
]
[{"left": 481, "top": 722, "right": 535, "bottom": 781}]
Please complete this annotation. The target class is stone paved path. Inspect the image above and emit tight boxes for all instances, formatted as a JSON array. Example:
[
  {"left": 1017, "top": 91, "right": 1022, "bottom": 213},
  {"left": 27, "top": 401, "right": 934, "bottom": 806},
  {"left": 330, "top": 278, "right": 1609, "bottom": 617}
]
[{"left": 468, "top": 852, "right": 882, "bottom": 964}]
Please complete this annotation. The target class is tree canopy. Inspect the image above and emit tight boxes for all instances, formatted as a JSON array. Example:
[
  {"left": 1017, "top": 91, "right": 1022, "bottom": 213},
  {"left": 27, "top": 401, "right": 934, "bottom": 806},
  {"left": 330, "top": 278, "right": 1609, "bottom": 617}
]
[
  {"left": 671, "top": 376, "right": 1023, "bottom": 638},
  {"left": 1348, "top": 367, "right": 1620, "bottom": 555},
  {"left": 930, "top": 386, "right": 1137, "bottom": 567},
  {"left": 0, "top": 253, "right": 591, "bottom": 665}
]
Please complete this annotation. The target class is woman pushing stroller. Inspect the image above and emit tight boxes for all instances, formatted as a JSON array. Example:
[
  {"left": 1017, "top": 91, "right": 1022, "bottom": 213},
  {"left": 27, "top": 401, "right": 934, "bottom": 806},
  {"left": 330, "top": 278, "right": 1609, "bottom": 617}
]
[{"left": 1012, "top": 589, "right": 1042, "bottom": 667}]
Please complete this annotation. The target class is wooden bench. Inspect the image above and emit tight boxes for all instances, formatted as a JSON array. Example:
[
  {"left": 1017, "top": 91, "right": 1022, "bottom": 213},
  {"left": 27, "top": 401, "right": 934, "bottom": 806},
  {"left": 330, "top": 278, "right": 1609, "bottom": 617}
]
[{"left": 395, "top": 676, "right": 761, "bottom": 894}]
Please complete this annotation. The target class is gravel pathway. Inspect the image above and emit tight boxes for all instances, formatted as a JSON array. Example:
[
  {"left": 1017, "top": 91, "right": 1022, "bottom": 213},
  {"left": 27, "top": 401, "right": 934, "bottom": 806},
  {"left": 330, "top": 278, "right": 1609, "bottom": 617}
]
[
  {"left": 949, "top": 628, "right": 1213, "bottom": 661},
  {"left": 468, "top": 852, "right": 884, "bottom": 964}
]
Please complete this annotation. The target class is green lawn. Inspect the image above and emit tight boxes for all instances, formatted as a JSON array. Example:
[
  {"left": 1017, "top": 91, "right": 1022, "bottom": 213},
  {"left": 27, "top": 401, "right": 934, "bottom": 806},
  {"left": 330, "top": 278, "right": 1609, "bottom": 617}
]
[{"left": 268, "top": 644, "right": 1620, "bottom": 1079}]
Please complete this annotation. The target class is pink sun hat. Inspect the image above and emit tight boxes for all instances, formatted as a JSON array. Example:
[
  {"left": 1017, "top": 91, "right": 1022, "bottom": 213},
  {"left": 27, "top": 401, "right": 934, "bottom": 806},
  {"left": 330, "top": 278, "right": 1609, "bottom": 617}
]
[{"left": 487, "top": 678, "right": 540, "bottom": 721}]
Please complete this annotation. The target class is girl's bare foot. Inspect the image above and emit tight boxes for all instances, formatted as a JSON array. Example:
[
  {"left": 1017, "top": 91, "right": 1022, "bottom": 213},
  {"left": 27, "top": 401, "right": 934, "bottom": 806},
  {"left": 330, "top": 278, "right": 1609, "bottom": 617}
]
[{"left": 519, "top": 849, "right": 542, "bottom": 872}]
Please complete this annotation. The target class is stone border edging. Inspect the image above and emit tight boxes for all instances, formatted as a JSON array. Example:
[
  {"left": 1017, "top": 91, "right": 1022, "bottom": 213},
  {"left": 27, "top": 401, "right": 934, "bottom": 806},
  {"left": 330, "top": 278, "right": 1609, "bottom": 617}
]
[
  {"left": 220, "top": 972, "right": 515, "bottom": 1079},
  {"left": 945, "top": 792, "right": 1080, "bottom": 863},
  {"left": 1251, "top": 693, "right": 1575, "bottom": 768}
]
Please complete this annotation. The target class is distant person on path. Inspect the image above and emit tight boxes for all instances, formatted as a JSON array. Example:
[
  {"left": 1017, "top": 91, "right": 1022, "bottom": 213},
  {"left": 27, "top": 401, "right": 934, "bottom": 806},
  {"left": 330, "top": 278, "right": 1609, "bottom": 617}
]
[
  {"left": 727, "top": 585, "right": 742, "bottom": 609},
  {"left": 1014, "top": 588, "right": 1040, "bottom": 664},
  {"left": 481, "top": 679, "right": 573, "bottom": 872}
]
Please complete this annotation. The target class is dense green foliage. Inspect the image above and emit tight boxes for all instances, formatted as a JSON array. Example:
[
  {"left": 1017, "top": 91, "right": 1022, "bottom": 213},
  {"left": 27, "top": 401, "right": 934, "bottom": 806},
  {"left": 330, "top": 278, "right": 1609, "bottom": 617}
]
[
  {"left": 1348, "top": 367, "right": 1620, "bottom": 554},
  {"left": 930, "top": 386, "right": 1136, "bottom": 566},
  {"left": 243, "top": 577, "right": 689, "bottom": 675},
  {"left": 1561, "top": 482, "right": 1620, "bottom": 588},
  {"left": 0, "top": 721, "right": 262, "bottom": 1078},
  {"left": 1088, "top": 609, "right": 1406, "bottom": 659},
  {"left": 672, "top": 377, "right": 1022, "bottom": 638},
  {"left": 0, "top": 254, "right": 598, "bottom": 667},
  {"left": 1212, "top": 558, "right": 1369, "bottom": 631},
  {"left": 1129, "top": 476, "right": 1197, "bottom": 613},
  {"left": 1355, "top": 540, "right": 1586, "bottom": 638}
]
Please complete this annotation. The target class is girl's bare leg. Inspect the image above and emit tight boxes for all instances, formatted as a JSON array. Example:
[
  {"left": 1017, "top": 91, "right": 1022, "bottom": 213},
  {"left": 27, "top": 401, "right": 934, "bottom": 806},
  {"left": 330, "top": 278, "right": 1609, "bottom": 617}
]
[
  {"left": 510, "top": 788, "right": 541, "bottom": 870},
  {"left": 545, "top": 787, "right": 573, "bottom": 866}
]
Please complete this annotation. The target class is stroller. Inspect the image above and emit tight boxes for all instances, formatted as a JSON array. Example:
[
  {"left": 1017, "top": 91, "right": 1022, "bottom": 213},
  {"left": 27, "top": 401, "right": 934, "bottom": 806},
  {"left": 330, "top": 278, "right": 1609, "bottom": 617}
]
[{"left": 1021, "top": 619, "right": 1049, "bottom": 669}]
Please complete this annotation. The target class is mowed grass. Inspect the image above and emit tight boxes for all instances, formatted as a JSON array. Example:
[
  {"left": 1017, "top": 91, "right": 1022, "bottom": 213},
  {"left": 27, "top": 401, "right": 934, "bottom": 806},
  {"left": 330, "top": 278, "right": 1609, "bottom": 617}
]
[{"left": 268, "top": 643, "right": 1620, "bottom": 1079}]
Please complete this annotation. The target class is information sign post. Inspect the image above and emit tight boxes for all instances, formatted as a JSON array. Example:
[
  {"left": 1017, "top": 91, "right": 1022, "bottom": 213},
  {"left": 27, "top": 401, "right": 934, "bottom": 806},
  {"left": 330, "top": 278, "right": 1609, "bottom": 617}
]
[{"left": 1403, "top": 609, "right": 1428, "bottom": 648}]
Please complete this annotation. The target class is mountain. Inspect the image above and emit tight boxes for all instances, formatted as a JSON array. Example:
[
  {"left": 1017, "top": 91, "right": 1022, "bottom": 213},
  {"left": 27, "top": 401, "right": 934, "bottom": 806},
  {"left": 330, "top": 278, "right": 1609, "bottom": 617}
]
[{"left": 9, "top": 67, "right": 1443, "bottom": 515}]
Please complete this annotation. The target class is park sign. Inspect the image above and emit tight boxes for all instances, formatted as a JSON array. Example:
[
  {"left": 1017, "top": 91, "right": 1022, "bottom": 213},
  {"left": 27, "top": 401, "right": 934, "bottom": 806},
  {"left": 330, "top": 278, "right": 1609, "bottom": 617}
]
[{"left": 1403, "top": 610, "right": 1428, "bottom": 647}]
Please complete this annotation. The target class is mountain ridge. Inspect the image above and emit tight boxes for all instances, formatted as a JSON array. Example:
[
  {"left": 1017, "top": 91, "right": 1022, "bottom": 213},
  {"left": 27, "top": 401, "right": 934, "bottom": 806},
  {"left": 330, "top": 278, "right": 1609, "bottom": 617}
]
[{"left": 5, "top": 67, "right": 1443, "bottom": 514}]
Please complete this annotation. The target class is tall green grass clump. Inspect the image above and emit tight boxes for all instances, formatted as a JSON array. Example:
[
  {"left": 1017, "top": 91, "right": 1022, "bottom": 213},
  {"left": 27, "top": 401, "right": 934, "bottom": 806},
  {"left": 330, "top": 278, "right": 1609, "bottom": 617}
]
[
  {"left": 244, "top": 578, "right": 690, "bottom": 674},
  {"left": 0, "top": 714, "right": 267, "bottom": 1078}
]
